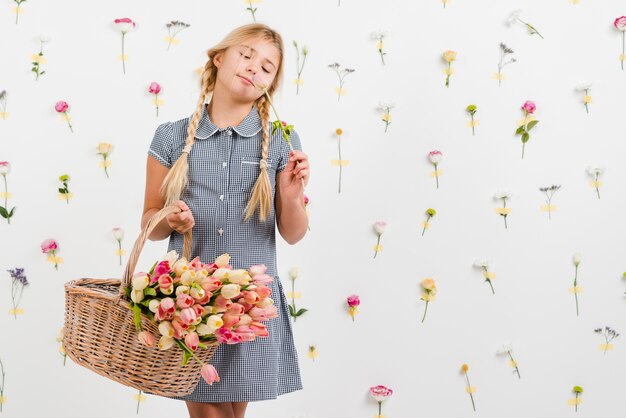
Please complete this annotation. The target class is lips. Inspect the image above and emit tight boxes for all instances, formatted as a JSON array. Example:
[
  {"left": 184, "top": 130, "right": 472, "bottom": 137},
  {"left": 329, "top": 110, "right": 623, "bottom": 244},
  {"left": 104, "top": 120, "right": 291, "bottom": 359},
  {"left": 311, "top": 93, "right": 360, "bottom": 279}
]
[{"left": 239, "top": 75, "right": 253, "bottom": 85}]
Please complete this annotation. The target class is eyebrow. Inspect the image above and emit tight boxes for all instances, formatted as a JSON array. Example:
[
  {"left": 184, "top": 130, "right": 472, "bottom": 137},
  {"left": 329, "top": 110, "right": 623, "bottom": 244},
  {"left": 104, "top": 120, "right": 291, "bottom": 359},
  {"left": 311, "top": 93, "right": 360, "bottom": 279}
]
[{"left": 240, "top": 44, "right": 276, "bottom": 69}]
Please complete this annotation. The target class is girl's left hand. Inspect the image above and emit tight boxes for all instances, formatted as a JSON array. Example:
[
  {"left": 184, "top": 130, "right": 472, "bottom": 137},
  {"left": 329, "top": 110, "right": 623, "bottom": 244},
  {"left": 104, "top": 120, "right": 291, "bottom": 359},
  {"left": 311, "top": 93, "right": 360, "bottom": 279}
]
[{"left": 277, "top": 150, "right": 309, "bottom": 198}]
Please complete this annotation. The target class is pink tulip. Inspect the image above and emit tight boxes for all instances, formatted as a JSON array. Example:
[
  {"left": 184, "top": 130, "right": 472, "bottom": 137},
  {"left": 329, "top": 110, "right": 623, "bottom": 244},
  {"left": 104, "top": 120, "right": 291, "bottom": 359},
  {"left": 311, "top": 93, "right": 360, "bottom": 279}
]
[
  {"left": 153, "top": 261, "right": 171, "bottom": 277},
  {"left": 200, "top": 364, "right": 220, "bottom": 385},
  {"left": 347, "top": 294, "right": 360, "bottom": 307},
  {"left": 0, "top": 161, "right": 11, "bottom": 175},
  {"left": 236, "top": 299, "right": 254, "bottom": 312},
  {"left": 171, "top": 318, "right": 185, "bottom": 339},
  {"left": 249, "top": 322, "right": 269, "bottom": 337},
  {"left": 137, "top": 331, "right": 155, "bottom": 347},
  {"left": 176, "top": 293, "right": 195, "bottom": 309},
  {"left": 222, "top": 313, "right": 241, "bottom": 328},
  {"left": 252, "top": 274, "right": 273, "bottom": 286},
  {"left": 192, "top": 304, "right": 204, "bottom": 318},
  {"left": 214, "top": 295, "right": 233, "bottom": 310},
  {"left": 179, "top": 307, "right": 197, "bottom": 326},
  {"left": 54, "top": 101, "right": 69, "bottom": 113},
  {"left": 114, "top": 17, "right": 136, "bottom": 29},
  {"left": 201, "top": 277, "right": 222, "bottom": 293},
  {"left": 149, "top": 82, "right": 161, "bottom": 94},
  {"left": 41, "top": 238, "right": 58, "bottom": 253},
  {"left": 249, "top": 264, "right": 267, "bottom": 277},
  {"left": 227, "top": 303, "right": 245, "bottom": 316},
  {"left": 158, "top": 274, "right": 173, "bottom": 290},
  {"left": 232, "top": 327, "right": 256, "bottom": 342},
  {"left": 521, "top": 100, "right": 536, "bottom": 114},
  {"left": 184, "top": 331, "right": 199, "bottom": 351},
  {"left": 254, "top": 285, "right": 272, "bottom": 299},
  {"left": 157, "top": 297, "right": 175, "bottom": 319},
  {"left": 241, "top": 291, "right": 260, "bottom": 305},
  {"left": 215, "top": 327, "right": 235, "bottom": 343},
  {"left": 204, "top": 262, "right": 219, "bottom": 274},
  {"left": 189, "top": 256, "right": 203, "bottom": 271},
  {"left": 248, "top": 306, "right": 278, "bottom": 322}
]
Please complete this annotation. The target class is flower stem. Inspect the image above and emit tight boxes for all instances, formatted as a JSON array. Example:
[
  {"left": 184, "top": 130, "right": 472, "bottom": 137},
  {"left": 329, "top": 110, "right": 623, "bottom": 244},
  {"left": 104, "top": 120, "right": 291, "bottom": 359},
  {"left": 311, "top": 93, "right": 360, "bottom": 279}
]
[
  {"left": 622, "top": 31, "right": 625, "bottom": 71},
  {"left": 378, "top": 401, "right": 382, "bottom": 416},
  {"left": 118, "top": 241, "right": 122, "bottom": 265},
  {"left": 595, "top": 173, "right": 600, "bottom": 199},
  {"left": 471, "top": 115, "right": 475, "bottom": 136},
  {"left": 3, "top": 174, "right": 9, "bottom": 224},
  {"left": 121, "top": 33, "right": 126, "bottom": 75},
  {"left": 374, "top": 235, "right": 380, "bottom": 259},
  {"left": 422, "top": 299, "right": 429, "bottom": 323},
  {"left": 136, "top": 390, "right": 142, "bottom": 414},
  {"left": 507, "top": 351, "right": 521, "bottom": 378},
  {"left": 574, "top": 265, "right": 579, "bottom": 316},
  {"left": 338, "top": 133, "right": 342, "bottom": 194},
  {"left": 465, "top": 373, "right": 476, "bottom": 411},
  {"left": 434, "top": 163, "right": 439, "bottom": 188},
  {"left": 488, "top": 279, "right": 495, "bottom": 295}
]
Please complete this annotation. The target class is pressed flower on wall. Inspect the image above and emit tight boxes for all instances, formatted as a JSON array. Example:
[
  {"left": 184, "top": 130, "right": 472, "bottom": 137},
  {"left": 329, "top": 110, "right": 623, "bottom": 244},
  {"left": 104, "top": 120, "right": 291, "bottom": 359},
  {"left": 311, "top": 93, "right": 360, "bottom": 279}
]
[
  {"left": 31, "top": 35, "right": 50, "bottom": 81},
  {"left": 378, "top": 101, "right": 394, "bottom": 133},
  {"left": 245, "top": 0, "right": 261, "bottom": 22},
  {"left": 287, "top": 266, "right": 308, "bottom": 322},
  {"left": 494, "top": 190, "right": 511, "bottom": 229},
  {"left": 13, "top": 0, "right": 26, "bottom": 24},
  {"left": 41, "top": 238, "right": 60, "bottom": 270},
  {"left": 421, "top": 208, "right": 437, "bottom": 236},
  {"left": 55, "top": 100, "right": 74, "bottom": 133},
  {"left": 428, "top": 151, "right": 442, "bottom": 188},
  {"left": 148, "top": 82, "right": 162, "bottom": 116},
  {"left": 307, "top": 344, "right": 318, "bottom": 361},
  {"left": 134, "top": 389, "right": 147, "bottom": 414},
  {"left": 507, "top": 10, "right": 544, "bottom": 39},
  {"left": 496, "top": 43, "right": 516, "bottom": 86},
  {"left": 369, "top": 385, "right": 393, "bottom": 418},
  {"left": 594, "top": 326, "right": 619, "bottom": 355},
  {"left": 461, "top": 364, "right": 476, "bottom": 411},
  {"left": 570, "top": 386, "right": 583, "bottom": 412},
  {"left": 58, "top": 174, "right": 72, "bottom": 204},
  {"left": 97, "top": 143, "right": 113, "bottom": 178},
  {"left": 515, "top": 100, "right": 539, "bottom": 159},
  {"left": 466, "top": 104, "right": 478, "bottom": 135},
  {"left": 292, "top": 41, "right": 308, "bottom": 94},
  {"left": 0, "top": 162, "right": 16, "bottom": 225},
  {"left": 7, "top": 268, "right": 28, "bottom": 319},
  {"left": 0, "top": 358, "right": 4, "bottom": 411},
  {"left": 442, "top": 50, "right": 457, "bottom": 87},
  {"left": 420, "top": 278, "right": 436, "bottom": 322},
  {"left": 614, "top": 17, "right": 626, "bottom": 70},
  {"left": 333, "top": 128, "right": 347, "bottom": 193},
  {"left": 571, "top": 253, "right": 582, "bottom": 316},
  {"left": 112, "top": 227, "right": 124, "bottom": 265},
  {"left": 373, "top": 221, "right": 387, "bottom": 258},
  {"left": 473, "top": 258, "right": 496, "bottom": 295},
  {"left": 539, "top": 184, "right": 561, "bottom": 220},
  {"left": 0, "top": 90, "right": 7, "bottom": 120},
  {"left": 165, "top": 20, "right": 190, "bottom": 51},
  {"left": 347, "top": 294, "right": 360, "bottom": 322},
  {"left": 496, "top": 343, "right": 521, "bottom": 379},
  {"left": 370, "top": 29, "right": 388, "bottom": 65},
  {"left": 586, "top": 164, "right": 604, "bottom": 199},
  {"left": 576, "top": 83, "right": 592, "bottom": 114},
  {"left": 113, "top": 18, "right": 136, "bottom": 75},
  {"left": 328, "top": 62, "right": 355, "bottom": 102}
]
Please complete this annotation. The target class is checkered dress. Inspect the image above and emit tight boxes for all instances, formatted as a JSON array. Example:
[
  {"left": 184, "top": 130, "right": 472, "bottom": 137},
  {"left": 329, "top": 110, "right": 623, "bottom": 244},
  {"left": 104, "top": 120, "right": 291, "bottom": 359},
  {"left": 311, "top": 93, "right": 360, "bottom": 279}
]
[{"left": 147, "top": 104, "right": 304, "bottom": 402}]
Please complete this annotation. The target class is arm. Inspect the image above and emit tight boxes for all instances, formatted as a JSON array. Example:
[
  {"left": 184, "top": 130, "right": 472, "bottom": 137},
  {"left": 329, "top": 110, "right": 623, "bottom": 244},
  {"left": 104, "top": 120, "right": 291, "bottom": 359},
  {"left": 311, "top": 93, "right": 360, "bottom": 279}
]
[{"left": 275, "top": 149, "right": 310, "bottom": 245}]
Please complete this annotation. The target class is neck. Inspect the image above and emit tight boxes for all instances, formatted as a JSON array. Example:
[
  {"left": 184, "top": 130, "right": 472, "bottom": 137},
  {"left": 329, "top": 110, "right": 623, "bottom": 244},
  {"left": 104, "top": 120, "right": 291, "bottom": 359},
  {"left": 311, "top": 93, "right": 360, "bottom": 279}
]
[{"left": 207, "top": 88, "right": 255, "bottom": 129}]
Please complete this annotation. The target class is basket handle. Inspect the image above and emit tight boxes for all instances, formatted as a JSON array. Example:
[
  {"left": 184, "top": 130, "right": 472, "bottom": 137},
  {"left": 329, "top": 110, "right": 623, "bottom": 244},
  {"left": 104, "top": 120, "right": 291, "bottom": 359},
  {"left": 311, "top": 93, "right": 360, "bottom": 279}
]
[{"left": 120, "top": 205, "right": 192, "bottom": 297}]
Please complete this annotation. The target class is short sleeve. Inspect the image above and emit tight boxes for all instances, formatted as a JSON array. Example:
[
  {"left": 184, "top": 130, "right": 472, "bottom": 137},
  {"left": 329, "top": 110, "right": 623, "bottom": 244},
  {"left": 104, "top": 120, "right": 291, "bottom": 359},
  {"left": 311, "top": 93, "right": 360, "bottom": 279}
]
[
  {"left": 148, "top": 122, "right": 174, "bottom": 168},
  {"left": 277, "top": 129, "right": 303, "bottom": 173}
]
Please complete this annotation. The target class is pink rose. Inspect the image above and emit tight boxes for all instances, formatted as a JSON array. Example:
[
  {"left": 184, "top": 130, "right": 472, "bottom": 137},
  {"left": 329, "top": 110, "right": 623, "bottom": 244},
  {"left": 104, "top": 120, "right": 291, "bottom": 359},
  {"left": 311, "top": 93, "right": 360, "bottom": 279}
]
[
  {"left": 0, "top": 161, "right": 10, "bottom": 175},
  {"left": 521, "top": 100, "right": 536, "bottom": 114},
  {"left": 347, "top": 294, "right": 360, "bottom": 307},
  {"left": 41, "top": 238, "right": 58, "bottom": 253},
  {"left": 149, "top": 82, "right": 161, "bottom": 94},
  {"left": 614, "top": 16, "right": 626, "bottom": 31},
  {"left": 184, "top": 332, "right": 199, "bottom": 351},
  {"left": 200, "top": 364, "right": 220, "bottom": 385},
  {"left": 54, "top": 101, "right": 69, "bottom": 113},
  {"left": 370, "top": 385, "right": 394, "bottom": 402}
]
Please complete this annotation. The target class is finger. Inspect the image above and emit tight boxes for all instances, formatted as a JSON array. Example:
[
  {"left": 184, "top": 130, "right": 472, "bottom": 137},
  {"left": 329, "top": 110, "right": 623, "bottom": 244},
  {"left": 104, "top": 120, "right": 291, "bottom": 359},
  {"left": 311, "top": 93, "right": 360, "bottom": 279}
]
[{"left": 176, "top": 200, "right": 190, "bottom": 212}]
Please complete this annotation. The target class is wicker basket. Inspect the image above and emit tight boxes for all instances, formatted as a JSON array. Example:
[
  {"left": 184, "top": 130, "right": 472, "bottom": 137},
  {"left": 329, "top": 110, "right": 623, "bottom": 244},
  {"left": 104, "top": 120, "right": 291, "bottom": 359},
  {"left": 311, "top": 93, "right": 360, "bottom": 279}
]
[{"left": 63, "top": 205, "right": 220, "bottom": 397}]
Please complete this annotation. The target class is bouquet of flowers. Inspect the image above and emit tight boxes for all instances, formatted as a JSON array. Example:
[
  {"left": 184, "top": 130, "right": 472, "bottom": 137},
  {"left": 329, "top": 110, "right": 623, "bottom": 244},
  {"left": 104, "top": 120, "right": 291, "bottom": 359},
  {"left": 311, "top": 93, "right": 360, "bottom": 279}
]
[{"left": 127, "top": 251, "right": 277, "bottom": 385}]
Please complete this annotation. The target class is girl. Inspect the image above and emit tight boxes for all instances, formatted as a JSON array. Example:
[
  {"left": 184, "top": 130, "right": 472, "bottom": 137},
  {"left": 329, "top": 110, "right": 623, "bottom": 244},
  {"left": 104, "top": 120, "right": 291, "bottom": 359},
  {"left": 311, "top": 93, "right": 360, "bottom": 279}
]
[{"left": 142, "top": 23, "right": 309, "bottom": 418}]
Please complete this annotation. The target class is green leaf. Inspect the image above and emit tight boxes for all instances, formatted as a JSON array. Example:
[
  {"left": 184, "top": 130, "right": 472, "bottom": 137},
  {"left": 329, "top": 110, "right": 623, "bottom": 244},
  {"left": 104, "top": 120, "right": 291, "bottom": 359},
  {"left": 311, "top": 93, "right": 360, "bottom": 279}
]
[
  {"left": 296, "top": 308, "right": 308, "bottom": 317},
  {"left": 140, "top": 300, "right": 151, "bottom": 307},
  {"left": 132, "top": 303, "right": 143, "bottom": 332},
  {"left": 0, "top": 207, "right": 8, "bottom": 218},
  {"left": 182, "top": 349, "right": 191, "bottom": 366},
  {"left": 40, "top": 71, "right": 46, "bottom": 75},
  {"left": 515, "top": 126, "right": 525, "bottom": 135},
  {"left": 148, "top": 260, "right": 158, "bottom": 275},
  {"left": 58, "top": 188, "right": 66, "bottom": 193},
  {"left": 526, "top": 120, "right": 539, "bottom": 131},
  {"left": 8, "top": 207, "right": 16, "bottom": 217},
  {"left": 144, "top": 287, "right": 157, "bottom": 297},
  {"left": 288, "top": 304, "right": 295, "bottom": 317},
  {"left": 522, "top": 133, "right": 530, "bottom": 143},
  {"left": 198, "top": 342, "right": 208, "bottom": 350}
]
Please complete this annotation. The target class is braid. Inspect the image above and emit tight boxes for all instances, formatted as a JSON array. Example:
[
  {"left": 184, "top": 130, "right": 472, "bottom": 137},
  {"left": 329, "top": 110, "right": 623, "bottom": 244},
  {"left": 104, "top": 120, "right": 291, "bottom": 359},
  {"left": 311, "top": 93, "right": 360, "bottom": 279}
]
[
  {"left": 243, "top": 96, "right": 273, "bottom": 221},
  {"left": 161, "top": 59, "right": 214, "bottom": 207}
]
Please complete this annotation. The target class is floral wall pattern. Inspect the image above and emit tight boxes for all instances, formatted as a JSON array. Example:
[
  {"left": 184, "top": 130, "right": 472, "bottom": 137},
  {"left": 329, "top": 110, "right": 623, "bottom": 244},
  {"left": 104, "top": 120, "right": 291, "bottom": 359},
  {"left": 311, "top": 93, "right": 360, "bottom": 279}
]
[{"left": 2, "top": 0, "right": 626, "bottom": 417}]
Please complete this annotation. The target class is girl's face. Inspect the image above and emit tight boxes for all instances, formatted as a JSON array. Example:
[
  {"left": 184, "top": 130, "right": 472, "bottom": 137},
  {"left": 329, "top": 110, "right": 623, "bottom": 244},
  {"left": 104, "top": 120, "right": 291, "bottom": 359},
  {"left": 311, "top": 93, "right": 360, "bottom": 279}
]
[{"left": 213, "top": 37, "right": 281, "bottom": 102}]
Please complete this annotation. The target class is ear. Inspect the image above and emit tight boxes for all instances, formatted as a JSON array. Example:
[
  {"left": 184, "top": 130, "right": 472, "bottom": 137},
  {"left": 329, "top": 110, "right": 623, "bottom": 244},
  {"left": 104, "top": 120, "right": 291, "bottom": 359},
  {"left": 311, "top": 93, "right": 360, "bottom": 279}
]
[{"left": 212, "top": 51, "right": 224, "bottom": 68}]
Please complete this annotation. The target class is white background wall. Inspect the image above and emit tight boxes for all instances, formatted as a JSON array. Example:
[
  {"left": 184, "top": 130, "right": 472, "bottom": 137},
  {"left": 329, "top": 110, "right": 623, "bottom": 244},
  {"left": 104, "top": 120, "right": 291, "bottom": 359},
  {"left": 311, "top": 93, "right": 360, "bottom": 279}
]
[{"left": 2, "top": 0, "right": 626, "bottom": 417}]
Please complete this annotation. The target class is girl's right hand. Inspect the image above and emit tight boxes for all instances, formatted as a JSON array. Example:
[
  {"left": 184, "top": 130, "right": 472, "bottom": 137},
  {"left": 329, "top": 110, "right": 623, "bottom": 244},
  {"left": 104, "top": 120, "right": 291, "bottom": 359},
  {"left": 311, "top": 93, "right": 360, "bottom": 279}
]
[{"left": 166, "top": 200, "right": 195, "bottom": 234}]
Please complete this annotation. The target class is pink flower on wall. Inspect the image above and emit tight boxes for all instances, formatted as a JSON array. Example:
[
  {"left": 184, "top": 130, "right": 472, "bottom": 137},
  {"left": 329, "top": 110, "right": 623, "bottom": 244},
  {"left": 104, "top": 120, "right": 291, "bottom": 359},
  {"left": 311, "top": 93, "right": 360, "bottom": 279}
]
[
  {"left": 614, "top": 16, "right": 626, "bottom": 70},
  {"left": 114, "top": 18, "right": 136, "bottom": 75},
  {"left": 55, "top": 101, "right": 74, "bottom": 133},
  {"left": 148, "top": 82, "right": 162, "bottom": 116}
]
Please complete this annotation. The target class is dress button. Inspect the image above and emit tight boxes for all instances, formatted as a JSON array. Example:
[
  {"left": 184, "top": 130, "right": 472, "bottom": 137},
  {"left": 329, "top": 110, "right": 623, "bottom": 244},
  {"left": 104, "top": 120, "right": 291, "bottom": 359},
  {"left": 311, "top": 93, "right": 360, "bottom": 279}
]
[
  {"left": 218, "top": 228, "right": 224, "bottom": 236},
  {"left": 226, "top": 128, "right": 232, "bottom": 136},
  {"left": 222, "top": 162, "right": 227, "bottom": 168},
  {"left": 219, "top": 195, "right": 224, "bottom": 201}
]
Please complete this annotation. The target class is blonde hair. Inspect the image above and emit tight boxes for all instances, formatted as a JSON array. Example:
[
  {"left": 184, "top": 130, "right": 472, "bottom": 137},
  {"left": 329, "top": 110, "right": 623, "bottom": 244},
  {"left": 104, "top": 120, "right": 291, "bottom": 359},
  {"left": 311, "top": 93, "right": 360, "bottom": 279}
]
[{"left": 161, "top": 23, "right": 284, "bottom": 222}]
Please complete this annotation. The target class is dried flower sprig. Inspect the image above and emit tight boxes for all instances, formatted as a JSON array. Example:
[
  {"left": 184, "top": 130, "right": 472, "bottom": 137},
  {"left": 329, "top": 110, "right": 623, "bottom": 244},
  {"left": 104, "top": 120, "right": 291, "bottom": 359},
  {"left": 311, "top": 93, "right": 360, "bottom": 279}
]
[
  {"left": 507, "top": 10, "right": 544, "bottom": 39},
  {"left": 165, "top": 20, "right": 190, "bottom": 51},
  {"left": 539, "top": 184, "right": 561, "bottom": 220},
  {"left": 496, "top": 344, "right": 521, "bottom": 379},
  {"left": 328, "top": 62, "right": 355, "bottom": 102},
  {"left": 293, "top": 41, "right": 309, "bottom": 94},
  {"left": 370, "top": 30, "right": 388, "bottom": 65},
  {"left": 496, "top": 43, "right": 516, "bottom": 86},
  {"left": 7, "top": 268, "right": 28, "bottom": 319},
  {"left": 31, "top": 35, "right": 50, "bottom": 81},
  {"left": 461, "top": 364, "right": 476, "bottom": 411},
  {"left": 594, "top": 326, "right": 619, "bottom": 355}
]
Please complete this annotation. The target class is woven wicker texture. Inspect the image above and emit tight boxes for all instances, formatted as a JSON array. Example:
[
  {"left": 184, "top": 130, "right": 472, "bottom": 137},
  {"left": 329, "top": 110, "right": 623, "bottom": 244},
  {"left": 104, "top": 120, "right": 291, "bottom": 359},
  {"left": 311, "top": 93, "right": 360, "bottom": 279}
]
[{"left": 63, "top": 205, "right": 220, "bottom": 397}]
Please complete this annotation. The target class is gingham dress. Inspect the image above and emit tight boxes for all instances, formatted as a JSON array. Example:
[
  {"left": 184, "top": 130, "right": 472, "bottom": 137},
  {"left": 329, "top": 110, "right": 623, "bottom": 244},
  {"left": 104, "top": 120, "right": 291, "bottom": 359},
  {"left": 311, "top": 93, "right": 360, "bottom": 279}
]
[{"left": 147, "top": 103, "right": 304, "bottom": 402}]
